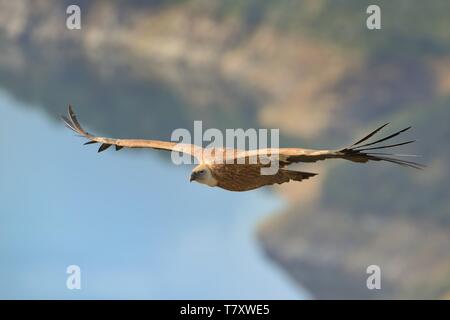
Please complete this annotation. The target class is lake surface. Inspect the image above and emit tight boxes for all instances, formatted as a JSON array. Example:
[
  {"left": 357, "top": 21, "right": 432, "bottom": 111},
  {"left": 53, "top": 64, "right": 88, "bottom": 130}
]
[{"left": 0, "top": 90, "right": 305, "bottom": 299}]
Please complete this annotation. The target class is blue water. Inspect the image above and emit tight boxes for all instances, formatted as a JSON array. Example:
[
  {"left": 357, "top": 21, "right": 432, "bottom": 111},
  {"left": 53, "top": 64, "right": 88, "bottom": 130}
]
[{"left": 0, "top": 90, "right": 303, "bottom": 299}]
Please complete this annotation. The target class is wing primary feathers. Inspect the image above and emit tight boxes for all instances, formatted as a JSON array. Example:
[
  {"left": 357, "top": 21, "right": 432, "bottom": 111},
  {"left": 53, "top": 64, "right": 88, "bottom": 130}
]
[
  {"left": 350, "top": 123, "right": 390, "bottom": 147},
  {"left": 63, "top": 123, "right": 76, "bottom": 132},
  {"left": 337, "top": 124, "right": 424, "bottom": 170},
  {"left": 353, "top": 126, "right": 412, "bottom": 149},
  {"left": 366, "top": 152, "right": 421, "bottom": 157},
  {"left": 62, "top": 106, "right": 201, "bottom": 160},
  {"left": 353, "top": 140, "right": 415, "bottom": 152},
  {"left": 61, "top": 115, "right": 77, "bottom": 132},
  {"left": 84, "top": 141, "right": 97, "bottom": 145},
  {"left": 367, "top": 155, "right": 425, "bottom": 170},
  {"left": 98, "top": 143, "right": 112, "bottom": 152},
  {"left": 68, "top": 105, "right": 86, "bottom": 135}
]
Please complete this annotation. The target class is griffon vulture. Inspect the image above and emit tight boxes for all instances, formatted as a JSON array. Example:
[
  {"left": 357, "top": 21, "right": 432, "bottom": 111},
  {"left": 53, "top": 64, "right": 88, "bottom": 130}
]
[{"left": 62, "top": 106, "right": 423, "bottom": 192}]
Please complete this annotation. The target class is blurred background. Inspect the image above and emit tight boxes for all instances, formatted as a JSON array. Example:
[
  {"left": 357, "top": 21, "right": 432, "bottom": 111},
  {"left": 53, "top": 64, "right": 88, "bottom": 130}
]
[{"left": 0, "top": 0, "right": 449, "bottom": 299}]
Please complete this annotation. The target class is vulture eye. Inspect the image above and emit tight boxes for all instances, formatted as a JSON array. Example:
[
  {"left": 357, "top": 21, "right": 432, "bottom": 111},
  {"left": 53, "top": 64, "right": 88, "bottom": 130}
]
[{"left": 199, "top": 170, "right": 205, "bottom": 174}]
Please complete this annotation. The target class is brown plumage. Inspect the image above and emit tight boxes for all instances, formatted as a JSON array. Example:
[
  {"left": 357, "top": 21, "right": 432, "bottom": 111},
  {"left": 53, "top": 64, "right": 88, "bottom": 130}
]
[
  {"left": 210, "top": 163, "right": 317, "bottom": 191},
  {"left": 62, "top": 105, "right": 424, "bottom": 192}
]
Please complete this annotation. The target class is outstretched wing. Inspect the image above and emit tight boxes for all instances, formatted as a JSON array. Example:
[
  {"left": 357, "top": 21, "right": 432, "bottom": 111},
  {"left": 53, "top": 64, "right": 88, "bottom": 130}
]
[
  {"left": 239, "top": 124, "right": 425, "bottom": 170},
  {"left": 62, "top": 105, "right": 202, "bottom": 158}
]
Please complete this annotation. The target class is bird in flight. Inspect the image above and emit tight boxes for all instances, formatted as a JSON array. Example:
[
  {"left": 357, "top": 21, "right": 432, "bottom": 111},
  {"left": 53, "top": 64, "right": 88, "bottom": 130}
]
[{"left": 62, "top": 106, "right": 423, "bottom": 192}]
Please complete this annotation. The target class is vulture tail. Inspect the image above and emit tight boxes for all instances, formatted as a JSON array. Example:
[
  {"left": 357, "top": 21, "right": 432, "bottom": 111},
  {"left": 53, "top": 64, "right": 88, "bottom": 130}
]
[{"left": 281, "top": 169, "right": 318, "bottom": 182}]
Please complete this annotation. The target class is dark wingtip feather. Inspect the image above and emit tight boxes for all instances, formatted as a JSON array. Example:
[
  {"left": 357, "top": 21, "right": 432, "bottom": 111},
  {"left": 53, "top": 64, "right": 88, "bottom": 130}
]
[
  {"left": 366, "top": 152, "right": 422, "bottom": 158},
  {"left": 84, "top": 140, "right": 97, "bottom": 145},
  {"left": 61, "top": 115, "right": 77, "bottom": 132},
  {"left": 68, "top": 105, "right": 83, "bottom": 132},
  {"left": 355, "top": 140, "right": 416, "bottom": 152},
  {"left": 115, "top": 145, "right": 123, "bottom": 151},
  {"left": 68, "top": 105, "right": 76, "bottom": 119},
  {"left": 98, "top": 143, "right": 112, "bottom": 153},
  {"left": 351, "top": 122, "right": 390, "bottom": 147}
]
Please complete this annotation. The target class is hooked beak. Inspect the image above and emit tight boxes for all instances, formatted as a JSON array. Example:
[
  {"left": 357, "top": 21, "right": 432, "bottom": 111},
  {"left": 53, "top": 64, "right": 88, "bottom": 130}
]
[{"left": 190, "top": 172, "right": 196, "bottom": 182}]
